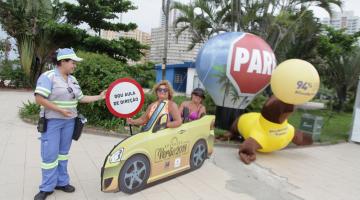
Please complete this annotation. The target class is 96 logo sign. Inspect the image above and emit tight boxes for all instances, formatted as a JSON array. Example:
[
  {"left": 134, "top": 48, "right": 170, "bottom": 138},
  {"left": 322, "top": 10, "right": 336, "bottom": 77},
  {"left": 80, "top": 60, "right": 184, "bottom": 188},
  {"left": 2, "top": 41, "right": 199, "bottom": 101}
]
[{"left": 296, "top": 81, "right": 313, "bottom": 90}]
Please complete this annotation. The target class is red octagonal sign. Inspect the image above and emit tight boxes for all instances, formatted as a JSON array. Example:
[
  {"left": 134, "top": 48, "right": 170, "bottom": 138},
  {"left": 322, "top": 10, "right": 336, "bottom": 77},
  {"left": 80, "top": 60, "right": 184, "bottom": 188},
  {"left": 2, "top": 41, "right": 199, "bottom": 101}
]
[
  {"left": 105, "top": 78, "right": 145, "bottom": 118},
  {"left": 226, "top": 33, "right": 276, "bottom": 95}
]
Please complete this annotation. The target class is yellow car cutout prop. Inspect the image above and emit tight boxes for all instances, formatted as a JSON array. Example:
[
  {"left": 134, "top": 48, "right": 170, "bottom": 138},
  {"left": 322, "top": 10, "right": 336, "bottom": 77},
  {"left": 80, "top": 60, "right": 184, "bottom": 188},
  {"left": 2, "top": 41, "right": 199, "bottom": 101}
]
[{"left": 101, "top": 101, "right": 216, "bottom": 193}]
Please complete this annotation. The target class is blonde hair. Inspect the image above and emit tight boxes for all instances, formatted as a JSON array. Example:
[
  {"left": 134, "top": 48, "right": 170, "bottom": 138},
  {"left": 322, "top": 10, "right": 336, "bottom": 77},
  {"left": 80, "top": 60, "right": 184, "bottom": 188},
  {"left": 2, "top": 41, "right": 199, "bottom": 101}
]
[{"left": 153, "top": 80, "right": 174, "bottom": 100}]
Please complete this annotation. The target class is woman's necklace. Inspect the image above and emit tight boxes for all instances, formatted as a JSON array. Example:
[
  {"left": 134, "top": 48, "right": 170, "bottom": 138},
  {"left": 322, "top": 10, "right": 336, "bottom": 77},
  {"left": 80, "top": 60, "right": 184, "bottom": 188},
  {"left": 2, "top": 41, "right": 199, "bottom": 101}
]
[{"left": 191, "top": 102, "right": 201, "bottom": 112}]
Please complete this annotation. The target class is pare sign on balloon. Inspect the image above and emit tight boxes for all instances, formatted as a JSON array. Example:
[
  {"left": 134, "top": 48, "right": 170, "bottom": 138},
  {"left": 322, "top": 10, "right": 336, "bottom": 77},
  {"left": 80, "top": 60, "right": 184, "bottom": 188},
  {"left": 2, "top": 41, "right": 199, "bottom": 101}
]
[{"left": 196, "top": 32, "right": 276, "bottom": 109}]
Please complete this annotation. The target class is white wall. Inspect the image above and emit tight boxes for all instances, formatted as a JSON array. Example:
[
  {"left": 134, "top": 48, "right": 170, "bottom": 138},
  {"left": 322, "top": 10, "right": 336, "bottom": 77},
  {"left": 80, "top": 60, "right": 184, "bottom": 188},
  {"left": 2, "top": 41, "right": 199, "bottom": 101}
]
[
  {"left": 186, "top": 68, "right": 196, "bottom": 97},
  {"left": 185, "top": 68, "right": 205, "bottom": 97}
]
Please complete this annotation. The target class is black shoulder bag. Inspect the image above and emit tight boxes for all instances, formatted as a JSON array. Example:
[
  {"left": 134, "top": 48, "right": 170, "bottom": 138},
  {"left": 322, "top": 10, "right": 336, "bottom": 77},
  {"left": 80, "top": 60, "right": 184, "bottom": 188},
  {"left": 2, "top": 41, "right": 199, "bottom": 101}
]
[
  {"left": 37, "top": 109, "right": 47, "bottom": 133},
  {"left": 72, "top": 114, "right": 87, "bottom": 141}
]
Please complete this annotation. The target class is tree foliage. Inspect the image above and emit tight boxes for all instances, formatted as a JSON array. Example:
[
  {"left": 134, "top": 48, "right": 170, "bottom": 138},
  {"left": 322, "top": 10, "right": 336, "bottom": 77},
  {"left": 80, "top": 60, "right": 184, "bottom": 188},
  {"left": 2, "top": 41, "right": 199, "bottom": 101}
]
[
  {"left": 63, "top": 0, "right": 137, "bottom": 35},
  {"left": 172, "top": 0, "right": 230, "bottom": 50},
  {"left": 317, "top": 26, "right": 360, "bottom": 111},
  {"left": 81, "top": 36, "right": 146, "bottom": 63},
  {"left": 0, "top": 0, "right": 147, "bottom": 86},
  {"left": 172, "top": 0, "right": 341, "bottom": 59}
]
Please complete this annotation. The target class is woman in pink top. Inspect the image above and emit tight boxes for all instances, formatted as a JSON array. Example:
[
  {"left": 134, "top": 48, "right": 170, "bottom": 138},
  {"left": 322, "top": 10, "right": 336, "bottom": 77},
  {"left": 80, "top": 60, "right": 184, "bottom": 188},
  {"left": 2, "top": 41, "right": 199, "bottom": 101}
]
[{"left": 179, "top": 88, "right": 206, "bottom": 122}]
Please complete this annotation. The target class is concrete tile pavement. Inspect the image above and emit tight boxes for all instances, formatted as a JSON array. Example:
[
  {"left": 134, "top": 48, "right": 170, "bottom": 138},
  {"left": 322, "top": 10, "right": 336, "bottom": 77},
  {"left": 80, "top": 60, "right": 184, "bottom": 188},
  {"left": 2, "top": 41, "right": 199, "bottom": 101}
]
[
  {"left": 255, "top": 144, "right": 360, "bottom": 200},
  {"left": 1, "top": 90, "right": 360, "bottom": 200},
  {"left": 210, "top": 147, "right": 300, "bottom": 200}
]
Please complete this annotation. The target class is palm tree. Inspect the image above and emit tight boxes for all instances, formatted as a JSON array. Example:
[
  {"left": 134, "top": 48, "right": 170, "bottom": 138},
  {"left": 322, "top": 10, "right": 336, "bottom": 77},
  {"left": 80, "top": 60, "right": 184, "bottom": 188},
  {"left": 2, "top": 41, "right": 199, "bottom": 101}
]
[
  {"left": 232, "top": 0, "right": 342, "bottom": 58},
  {"left": 229, "top": 84, "right": 240, "bottom": 105},
  {"left": 172, "top": 0, "right": 230, "bottom": 50},
  {"left": 0, "top": 0, "right": 58, "bottom": 86},
  {"left": 212, "top": 65, "right": 232, "bottom": 107},
  {"left": 19, "top": 35, "right": 34, "bottom": 79},
  {"left": 172, "top": 0, "right": 342, "bottom": 53}
]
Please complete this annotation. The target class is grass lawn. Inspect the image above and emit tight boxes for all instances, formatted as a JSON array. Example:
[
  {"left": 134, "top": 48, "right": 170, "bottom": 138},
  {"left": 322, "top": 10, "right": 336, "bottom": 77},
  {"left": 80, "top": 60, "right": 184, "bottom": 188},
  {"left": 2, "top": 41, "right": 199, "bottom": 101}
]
[
  {"left": 214, "top": 128, "right": 227, "bottom": 137},
  {"left": 289, "top": 109, "right": 353, "bottom": 143}
]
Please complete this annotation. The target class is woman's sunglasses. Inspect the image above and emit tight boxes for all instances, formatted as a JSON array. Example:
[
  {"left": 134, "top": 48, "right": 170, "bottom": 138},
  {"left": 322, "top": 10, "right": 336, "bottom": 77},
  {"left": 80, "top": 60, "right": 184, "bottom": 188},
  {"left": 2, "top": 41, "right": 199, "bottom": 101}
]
[{"left": 157, "top": 88, "right": 168, "bottom": 93}]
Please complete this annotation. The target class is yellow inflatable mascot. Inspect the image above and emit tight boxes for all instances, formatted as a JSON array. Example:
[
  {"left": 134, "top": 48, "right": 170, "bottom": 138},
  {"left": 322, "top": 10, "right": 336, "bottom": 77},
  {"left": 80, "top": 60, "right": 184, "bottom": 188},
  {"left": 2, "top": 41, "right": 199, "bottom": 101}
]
[{"left": 232, "top": 59, "right": 320, "bottom": 164}]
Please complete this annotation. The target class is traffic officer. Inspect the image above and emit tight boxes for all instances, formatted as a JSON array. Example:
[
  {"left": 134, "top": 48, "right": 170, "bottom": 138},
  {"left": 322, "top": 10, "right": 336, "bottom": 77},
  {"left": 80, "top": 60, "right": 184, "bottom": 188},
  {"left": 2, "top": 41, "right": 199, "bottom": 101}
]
[{"left": 34, "top": 48, "right": 106, "bottom": 200}]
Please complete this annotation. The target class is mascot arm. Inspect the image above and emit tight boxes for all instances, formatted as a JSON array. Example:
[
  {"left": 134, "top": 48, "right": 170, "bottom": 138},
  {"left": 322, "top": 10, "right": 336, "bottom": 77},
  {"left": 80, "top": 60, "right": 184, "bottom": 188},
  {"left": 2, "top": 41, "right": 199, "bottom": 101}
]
[
  {"left": 239, "top": 137, "right": 261, "bottom": 164},
  {"left": 292, "top": 130, "right": 313, "bottom": 145}
]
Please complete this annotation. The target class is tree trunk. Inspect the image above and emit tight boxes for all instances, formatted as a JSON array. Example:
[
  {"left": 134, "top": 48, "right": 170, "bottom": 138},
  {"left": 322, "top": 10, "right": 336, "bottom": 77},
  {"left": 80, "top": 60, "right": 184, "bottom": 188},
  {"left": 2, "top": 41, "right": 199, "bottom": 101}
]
[
  {"left": 335, "top": 84, "right": 347, "bottom": 111},
  {"left": 30, "top": 56, "right": 47, "bottom": 88},
  {"left": 222, "top": 92, "right": 226, "bottom": 107}
]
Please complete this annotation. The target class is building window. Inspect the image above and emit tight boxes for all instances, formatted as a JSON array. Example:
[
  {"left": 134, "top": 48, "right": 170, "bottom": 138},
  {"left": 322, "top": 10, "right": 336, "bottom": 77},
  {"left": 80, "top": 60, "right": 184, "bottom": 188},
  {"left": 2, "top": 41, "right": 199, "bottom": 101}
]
[{"left": 175, "top": 74, "right": 183, "bottom": 83}]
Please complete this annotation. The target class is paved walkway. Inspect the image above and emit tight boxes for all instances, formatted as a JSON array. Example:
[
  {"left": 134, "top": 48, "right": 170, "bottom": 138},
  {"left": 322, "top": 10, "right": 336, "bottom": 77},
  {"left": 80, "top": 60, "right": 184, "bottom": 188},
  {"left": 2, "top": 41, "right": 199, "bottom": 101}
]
[
  {"left": 1, "top": 90, "right": 359, "bottom": 200},
  {"left": 256, "top": 143, "right": 360, "bottom": 200}
]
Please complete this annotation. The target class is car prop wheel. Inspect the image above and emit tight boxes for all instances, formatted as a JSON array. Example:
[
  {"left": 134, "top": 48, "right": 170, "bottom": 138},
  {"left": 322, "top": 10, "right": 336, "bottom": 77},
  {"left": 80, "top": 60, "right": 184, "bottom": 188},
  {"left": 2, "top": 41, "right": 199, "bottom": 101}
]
[
  {"left": 119, "top": 155, "right": 150, "bottom": 194},
  {"left": 190, "top": 140, "right": 207, "bottom": 169}
]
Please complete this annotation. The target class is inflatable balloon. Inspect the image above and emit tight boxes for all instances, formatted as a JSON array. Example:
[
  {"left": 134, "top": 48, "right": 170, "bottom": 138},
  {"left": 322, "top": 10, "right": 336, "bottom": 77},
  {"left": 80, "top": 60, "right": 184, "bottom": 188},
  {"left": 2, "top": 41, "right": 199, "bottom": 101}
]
[
  {"left": 196, "top": 32, "right": 276, "bottom": 109},
  {"left": 270, "top": 59, "right": 320, "bottom": 105}
]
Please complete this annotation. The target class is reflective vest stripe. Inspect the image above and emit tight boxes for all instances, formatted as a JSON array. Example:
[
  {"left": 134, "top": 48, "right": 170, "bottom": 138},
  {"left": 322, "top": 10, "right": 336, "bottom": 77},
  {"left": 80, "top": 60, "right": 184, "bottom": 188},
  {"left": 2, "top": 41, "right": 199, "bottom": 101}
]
[
  {"left": 36, "top": 87, "right": 51, "bottom": 94},
  {"left": 35, "top": 89, "right": 50, "bottom": 97},
  {"left": 51, "top": 100, "right": 78, "bottom": 108},
  {"left": 78, "top": 93, "right": 84, "bottom": 100},
  {"left": 41, "top": 160, "right": 58, "bottom": 169},
  {"left": 58, "top": 154, "right": 68, "bottom": 161},
  {"left": 57, "top": 54, "right": 77, "bottom": 60},
  {"left": 51, "top": 100, "right": 78, "bottom": 105}
]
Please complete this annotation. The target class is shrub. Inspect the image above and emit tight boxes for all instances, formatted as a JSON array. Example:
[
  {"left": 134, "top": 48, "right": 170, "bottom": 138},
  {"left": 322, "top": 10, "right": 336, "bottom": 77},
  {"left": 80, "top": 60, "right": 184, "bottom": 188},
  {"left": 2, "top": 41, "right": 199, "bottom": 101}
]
[
  {"left": 73, "top": 52, "right": 157, "bottom": 130},
  {"left": 0, "top": 61, "right": 31, "bottom": 88},
  {"left": 344, "top": 94, "right": 355, "bottom": 112},
  {"left": 203, "top": 92, "right": 216, "bottom": 114},
  {"left": 124, "top": 62, "right": 156, "bottom": 88},
  {"left": 245, "top": 93, "right": 268, "bottom": 112},
  {"left": 173, "top": 95, "right": 188, "bottom": 106},
  {"left": 73, "top": 51, "right": 129, "bottom": 128},
  {"left": 19, "top": 101, "right": 40, "bottom": 123}
]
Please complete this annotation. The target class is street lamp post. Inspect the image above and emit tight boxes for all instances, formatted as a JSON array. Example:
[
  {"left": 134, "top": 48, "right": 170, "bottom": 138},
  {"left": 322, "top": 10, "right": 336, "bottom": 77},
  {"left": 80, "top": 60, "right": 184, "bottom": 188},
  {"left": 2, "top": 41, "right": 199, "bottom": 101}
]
[
  {"left": 162, "top": 0, "right": 170, "bottom": 80},
  {"left": 231, "top": 0, "right": 235, "bottom": 31}
]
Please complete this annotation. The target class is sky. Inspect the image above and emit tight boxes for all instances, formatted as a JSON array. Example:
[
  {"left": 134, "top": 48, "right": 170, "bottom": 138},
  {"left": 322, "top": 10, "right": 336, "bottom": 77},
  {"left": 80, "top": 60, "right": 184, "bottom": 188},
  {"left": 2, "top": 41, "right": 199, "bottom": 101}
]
[
  {"left": 121, "top": 0, "right": 191, "bottom": 33},
  {"left": 310, "top": 0, "right": 360, "bottom": 20}
]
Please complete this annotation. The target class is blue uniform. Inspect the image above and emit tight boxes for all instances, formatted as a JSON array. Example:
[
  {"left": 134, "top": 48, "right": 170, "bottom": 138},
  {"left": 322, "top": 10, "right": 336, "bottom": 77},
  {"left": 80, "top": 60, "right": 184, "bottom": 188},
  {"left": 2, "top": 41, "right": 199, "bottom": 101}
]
[{"left": 35, "top": 68, "right": 83, "bottom": 192}]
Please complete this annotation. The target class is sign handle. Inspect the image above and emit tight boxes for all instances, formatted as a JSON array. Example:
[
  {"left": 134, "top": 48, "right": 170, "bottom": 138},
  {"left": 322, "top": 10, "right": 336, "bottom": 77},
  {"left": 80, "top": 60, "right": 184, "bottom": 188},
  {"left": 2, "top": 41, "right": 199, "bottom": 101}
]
[
  {"left": 124, "top": 119, "right": 133, "bottom": 136},
  {"left": 129, "top": 124, "right": 133, "bottom": 136}
]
